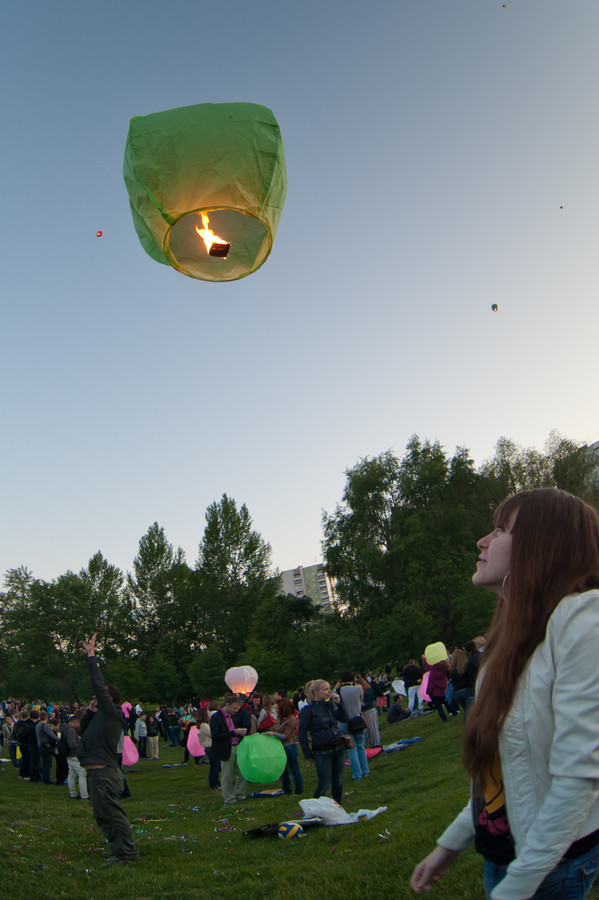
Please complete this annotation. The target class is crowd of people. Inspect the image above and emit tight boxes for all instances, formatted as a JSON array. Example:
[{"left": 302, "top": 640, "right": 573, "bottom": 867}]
[
  {"left": 1, "top": 653, "right": 474, "bottom": 821},
  {"left": 1, "top": 653, "right": 482, "bottom": 799},
  {"left": 4, "top": 486, "right": 599, "bottom": 897}
]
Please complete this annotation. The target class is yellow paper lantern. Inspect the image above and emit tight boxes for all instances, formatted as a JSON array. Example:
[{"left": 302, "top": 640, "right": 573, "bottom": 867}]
[{"left": 424, "top": 642, "right": 448, "bottom": 665}]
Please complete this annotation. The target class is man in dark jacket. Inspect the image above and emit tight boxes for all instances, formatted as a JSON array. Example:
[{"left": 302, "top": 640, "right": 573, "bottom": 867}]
[
  {"left": 36, "top": 710, "right": 59, "bottom": 784},
  {"left": 77, "top": 633, "right": 138, "bottom": 863},
  {"left": 210, "top": 695, "right": 250, "bottom": 804},
  {"left": 22, "top": 710, "right": 41, "bottom": 782}
]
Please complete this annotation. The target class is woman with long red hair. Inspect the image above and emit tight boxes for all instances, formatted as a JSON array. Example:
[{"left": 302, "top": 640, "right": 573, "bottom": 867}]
[{"left": 411, "top": 488, "right": 599, "bottom": 899}]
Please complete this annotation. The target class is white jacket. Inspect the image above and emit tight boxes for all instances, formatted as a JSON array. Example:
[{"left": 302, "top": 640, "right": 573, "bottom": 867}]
[{"left": 438, "top": 589, "right": 599, "bottom": 899}]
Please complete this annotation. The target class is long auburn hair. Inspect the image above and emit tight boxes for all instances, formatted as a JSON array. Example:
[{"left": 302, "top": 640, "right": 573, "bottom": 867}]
[
  {"left": 450, "top": 648, "right": 468, "bottom": 675},
  {"left": 463, "top": 488, "right": 599, "bottom": 792}
]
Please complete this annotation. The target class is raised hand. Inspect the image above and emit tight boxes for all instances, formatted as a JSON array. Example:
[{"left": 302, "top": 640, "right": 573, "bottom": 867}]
[{"left": 83, "top": 632, "right": 97, "bottom": 656}]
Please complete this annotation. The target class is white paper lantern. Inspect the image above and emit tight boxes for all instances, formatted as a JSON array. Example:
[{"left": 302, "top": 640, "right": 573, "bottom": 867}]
[{"left": 224, "top": 665, "right": 258, "bottom": 694}]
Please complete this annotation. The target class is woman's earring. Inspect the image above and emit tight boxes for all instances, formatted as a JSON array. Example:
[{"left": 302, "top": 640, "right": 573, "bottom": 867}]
[{"left": 502, "top": 571, "right": 511, "bottom": 594}]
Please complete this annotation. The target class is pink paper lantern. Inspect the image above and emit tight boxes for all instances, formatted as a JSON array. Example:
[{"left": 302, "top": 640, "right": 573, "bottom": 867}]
[
  {"left": 420, "top": 671, "right": 431, "bottom": 702},
  {"left": 224, "top": 665, "right": 258, "bottom": 695},
  {"left": 122, "top": 734, "right": 139, "bottom": 766},
  {"left": 186, "top": 725, "right": 206, "bottom": 758}
]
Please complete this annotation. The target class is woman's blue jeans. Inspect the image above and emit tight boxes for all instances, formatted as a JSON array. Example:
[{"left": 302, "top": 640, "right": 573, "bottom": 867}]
[
  {"left": 312, "top": 744, "right": 345, "bottom": 803},
  {"left": 338, "top": 724, "right": 370, "bottom": 778},
  {"left": 483, "top": 844, "right": 599, "bottom": 899},
  {"left": 280, "top": 743, "right": 304, "bottom": 794}
]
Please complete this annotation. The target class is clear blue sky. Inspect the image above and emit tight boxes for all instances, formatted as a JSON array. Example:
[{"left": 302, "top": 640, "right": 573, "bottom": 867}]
[{"left": 1, "top": 1, "right": 597, "bottom": 581}]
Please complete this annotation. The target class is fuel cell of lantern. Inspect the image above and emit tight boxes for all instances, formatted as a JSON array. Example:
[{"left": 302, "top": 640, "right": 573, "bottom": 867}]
[{"left": 209, "top": 242, "right": 230, "bottom": 258}]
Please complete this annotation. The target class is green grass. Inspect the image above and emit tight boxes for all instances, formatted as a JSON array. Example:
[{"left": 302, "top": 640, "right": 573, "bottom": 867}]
[{"left": 2, "top": 715, "right": 598, "bottom": 900}]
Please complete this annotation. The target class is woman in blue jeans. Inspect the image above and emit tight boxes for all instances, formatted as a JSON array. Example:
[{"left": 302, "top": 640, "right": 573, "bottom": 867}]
[
  {"left": 267, "top": 699, "right": 304, "bottom": 795},
  {"left": 336, "top": 670, "right": 370, "bottom": 781},
  {"left": 298, "top": 680, "right": 345, "bottom": 803},
  {"left": 412, "top": 489, "right": 599, "bottom": 899}
]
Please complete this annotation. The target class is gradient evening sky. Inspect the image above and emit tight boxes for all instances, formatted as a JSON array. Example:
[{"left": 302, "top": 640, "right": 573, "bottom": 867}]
[{"left": 1, "top": 1, "right": 597, "bottom": 582}]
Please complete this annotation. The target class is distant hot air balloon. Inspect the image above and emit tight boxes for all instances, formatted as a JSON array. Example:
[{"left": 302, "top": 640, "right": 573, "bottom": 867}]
[{"left": 492, "top": 303, "right": 498, "bottom": 312}]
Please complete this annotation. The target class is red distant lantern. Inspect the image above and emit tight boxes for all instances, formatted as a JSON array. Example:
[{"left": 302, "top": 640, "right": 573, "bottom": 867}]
[{"left": 96, "top": 230, "right": 103, "bottom": 237}]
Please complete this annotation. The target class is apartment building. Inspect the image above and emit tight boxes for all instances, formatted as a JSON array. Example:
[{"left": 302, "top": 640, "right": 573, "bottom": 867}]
[{"left": 278, "top": 563, "right": 337, "bottom": 612}]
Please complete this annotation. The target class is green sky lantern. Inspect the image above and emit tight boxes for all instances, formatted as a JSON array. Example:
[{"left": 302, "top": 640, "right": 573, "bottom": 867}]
[
  {"left": 123, "top": 102, "right": 287, "bottom": 282},
  {"left": 237, "top": 734, "right": 286, "bottom": 784}
]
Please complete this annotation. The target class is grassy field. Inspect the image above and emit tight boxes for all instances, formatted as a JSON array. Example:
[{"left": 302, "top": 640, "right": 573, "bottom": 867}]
[{"left": 2, "top": 713, "right": 598, "bottom": 900}]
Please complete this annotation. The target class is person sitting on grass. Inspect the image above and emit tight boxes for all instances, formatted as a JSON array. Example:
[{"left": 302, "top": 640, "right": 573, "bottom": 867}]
[{"left": 386, "top": 694, "right": 412, "bottom": 725}]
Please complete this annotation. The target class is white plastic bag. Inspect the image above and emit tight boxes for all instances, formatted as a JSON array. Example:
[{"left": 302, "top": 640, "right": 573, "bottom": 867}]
[{"left": 299, "top": 796, "right": 387, "bottom": 825}]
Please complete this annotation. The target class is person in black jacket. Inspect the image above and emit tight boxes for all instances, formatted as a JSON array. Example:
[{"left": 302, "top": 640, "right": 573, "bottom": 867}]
[
  {"left": 77, "top": 633, "right": 138, "bottom": 863},
  {"left": 16, "top": 709, "right": 35, "bottom": 780},
  {"left": 298, "top": 680, "right": 345, "bottom": 802},
  {"left": 210, "top": 695, "right": 250, "bottom": 804}
]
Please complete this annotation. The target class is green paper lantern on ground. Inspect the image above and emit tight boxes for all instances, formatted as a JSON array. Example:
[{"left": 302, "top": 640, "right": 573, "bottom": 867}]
[
  {"left": 123, "top": 101, "right": 287, "bottom": 282},
  {"left": 237, "top": 734, "right": 286, "bottom": 784}
]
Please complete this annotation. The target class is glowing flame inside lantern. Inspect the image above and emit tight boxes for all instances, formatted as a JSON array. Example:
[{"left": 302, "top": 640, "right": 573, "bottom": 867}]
[{"left": 196, "top": 213, "right": 231, "bottom": 258}]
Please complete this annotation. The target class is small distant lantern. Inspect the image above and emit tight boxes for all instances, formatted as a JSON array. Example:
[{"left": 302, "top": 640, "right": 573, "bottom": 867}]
[
  {"left": 491, "top": 303, "right": 498, "bottom": 312},
  {"left": 96, "top": 230, "right": 103, "bottom": 237},
  {"left": 123, "top": 102, "right": 287, "bottom": 282},
  {"left": 224, "top": 665, "right": 259, "bottom": 695}
]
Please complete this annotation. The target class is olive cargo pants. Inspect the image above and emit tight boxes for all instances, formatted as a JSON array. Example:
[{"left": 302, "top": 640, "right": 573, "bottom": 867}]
[{"left": 86, "top": 767, "right": 139, "bottom": 861}]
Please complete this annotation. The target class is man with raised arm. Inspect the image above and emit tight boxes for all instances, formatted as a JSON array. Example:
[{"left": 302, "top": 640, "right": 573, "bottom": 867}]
[{"left": 77, "top": 633, "right": 139, "bottom": 864}]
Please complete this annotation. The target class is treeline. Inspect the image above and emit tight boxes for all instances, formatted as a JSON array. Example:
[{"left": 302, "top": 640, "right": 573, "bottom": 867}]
[{"left": 1, "top": 432, "right": 597, "bottom": 701}]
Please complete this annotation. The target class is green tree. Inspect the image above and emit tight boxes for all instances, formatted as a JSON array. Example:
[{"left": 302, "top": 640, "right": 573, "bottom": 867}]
[
  {"left": 197, "top": 494, "right": 277, "bottom": 661},
  {"left": 322, "top": 438, "right": 493, "bottom": 648},
  {"left": 1, "top": 555, "right": 133, "bottom": 698},
  {"left": 127, "top": 523, "right": 191, "bottom": 656},
  {"left": 244, "top": 593, "right": 319, "bottom": 691},
  {"left": 187, "top": 644, "right": 227, "bottom": 698},
  {"left": 79, "top": 552, "right": 133, "bottom": 657},
  {"left": 479, "top": 431, "right": 599, "bottom": 506}
]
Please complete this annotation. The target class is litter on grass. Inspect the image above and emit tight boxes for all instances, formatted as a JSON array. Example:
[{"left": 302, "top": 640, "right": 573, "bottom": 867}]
[
  {"left": 299, "top": 796, "right": 387, "bottom": 825},
  {"left": 382, "top": 737, "right": 422, "bottom": 752}
]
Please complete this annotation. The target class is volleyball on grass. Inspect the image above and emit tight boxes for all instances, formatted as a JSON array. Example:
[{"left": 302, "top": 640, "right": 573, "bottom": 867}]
[{"left": 278, "top": 822, "right": 304, "bottom": 840}]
